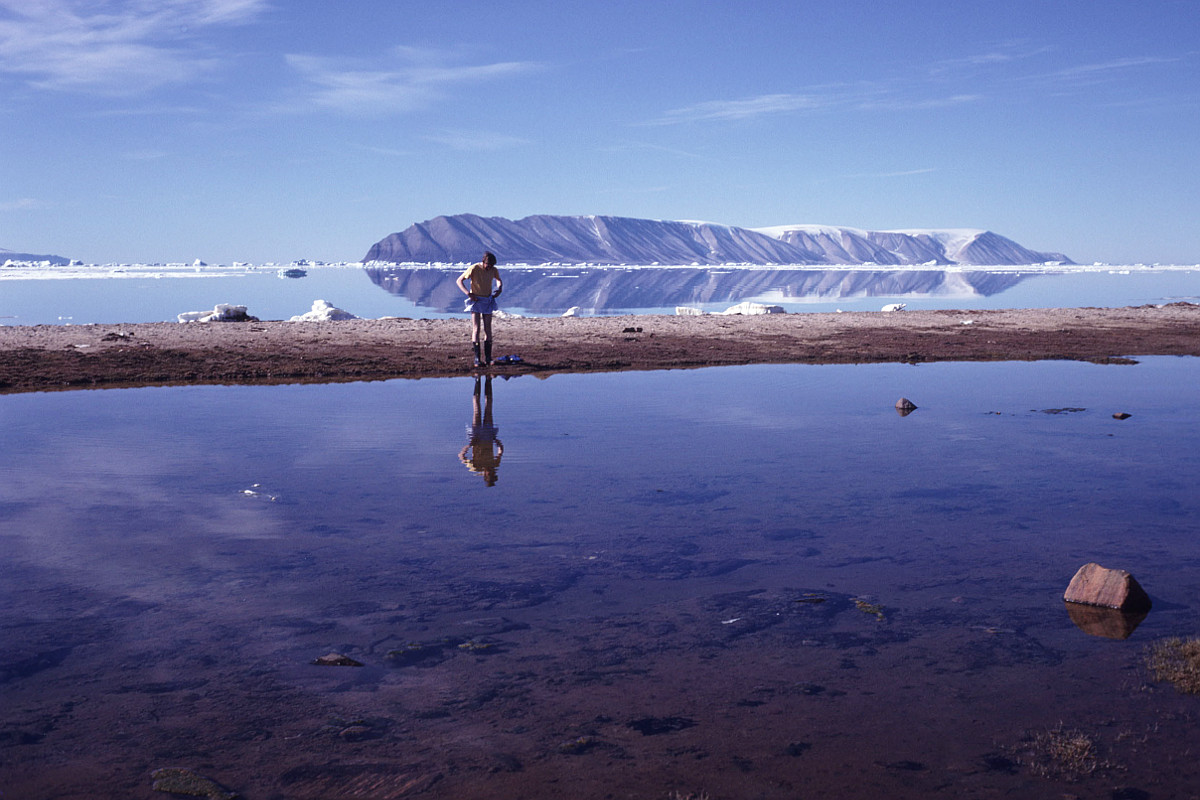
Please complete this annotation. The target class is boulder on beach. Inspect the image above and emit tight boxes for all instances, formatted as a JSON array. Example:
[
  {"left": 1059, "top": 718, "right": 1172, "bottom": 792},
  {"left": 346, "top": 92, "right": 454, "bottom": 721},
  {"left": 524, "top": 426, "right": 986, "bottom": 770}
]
[
  {"left": 289, "top": 299, "right": 358, "bottom": 322},
  {"left": 177, "top": 304, "right": 258, "bottom": 323},
  {"left": 1063, "top": 562, "right": 1152, "bottom": 612}
]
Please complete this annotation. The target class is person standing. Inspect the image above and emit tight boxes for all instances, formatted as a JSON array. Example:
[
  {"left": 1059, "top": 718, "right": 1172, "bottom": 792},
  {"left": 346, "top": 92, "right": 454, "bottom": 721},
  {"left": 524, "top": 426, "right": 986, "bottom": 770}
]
[{"left": 456, "top": 251, "right": 503, "bottom": 367}]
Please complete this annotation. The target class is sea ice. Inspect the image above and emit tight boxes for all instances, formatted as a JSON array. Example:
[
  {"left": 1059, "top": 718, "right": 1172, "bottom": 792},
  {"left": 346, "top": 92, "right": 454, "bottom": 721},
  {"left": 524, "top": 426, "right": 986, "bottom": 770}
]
[
  {"left": 289, "top": 299, "right": 358, "bottom": 322},
  {"left": 720, "top": 301, "right": 785, "bottom": 315},
  {"left": 177, "top": 304, "right": 254, "bottom": 323}
]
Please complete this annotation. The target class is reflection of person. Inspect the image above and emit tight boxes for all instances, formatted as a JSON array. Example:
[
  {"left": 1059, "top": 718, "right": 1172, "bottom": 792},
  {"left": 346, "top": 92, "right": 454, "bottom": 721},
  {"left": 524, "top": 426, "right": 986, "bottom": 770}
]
[
  {"left": 459, "top": 375, "right": 503, "bottom": 486},
  {"left": 456, "top": 251, "right": 503, "bottom": 367}
]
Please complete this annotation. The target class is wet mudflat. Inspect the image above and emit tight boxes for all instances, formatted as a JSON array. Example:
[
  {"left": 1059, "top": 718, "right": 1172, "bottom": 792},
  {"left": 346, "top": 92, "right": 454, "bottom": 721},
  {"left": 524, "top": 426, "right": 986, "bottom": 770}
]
[{"left": 2, "top": 360, "right": 1199, "bottom": 799}]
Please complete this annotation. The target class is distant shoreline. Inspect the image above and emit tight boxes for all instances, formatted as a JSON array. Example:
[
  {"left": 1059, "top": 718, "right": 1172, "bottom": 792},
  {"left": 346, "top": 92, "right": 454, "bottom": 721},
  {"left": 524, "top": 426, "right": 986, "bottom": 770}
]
[
  {"left": 2, "top": 304, "right": 1199, "bottom": 394},
  {"left": 3, "top": 262, "right": 1199, "bottom": 280}
]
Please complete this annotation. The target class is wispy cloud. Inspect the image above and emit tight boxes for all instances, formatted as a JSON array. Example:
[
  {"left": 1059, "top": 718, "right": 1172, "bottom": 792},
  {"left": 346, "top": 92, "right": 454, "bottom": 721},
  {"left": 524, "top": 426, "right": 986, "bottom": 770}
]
[
  {"left": 653, "top": 45, "right": 1182, "bottom": 127},
  {"left": 92, "top": 103, "right": 209, "bottom": 117},
  {"left": 1047, "top": 55, "right": 1177, "bottom": 83},
  {"left": 652, "top": 85, "right": 977, "bottom": 125},
  {"left": 281, "top": 47, "right": 541, "bottom": 116},
  {"left": 858, "top": 94, "right": 981, "bottom": 111},
  {"left": 845, "top": 168, "right": 937, "bottom": 179},
  {"left": 929, "top": 42, "right": 1053, "bottom": 75},
  {"left": 933, "top": 44, "right": 1180, "bottom": 93},
  {"left": 121, "top": 149, "right": 171, "bottom": 161},
  {"left": 654, "top": 92, "right": 828, "bottom": 124},
  {"left": 601, "top": 141, "right": 709, "bottom": 161},
  {"left": 423, "top": 130, "right": 530, "bottom": 151},
  {"left": 0, "top": 197, "right": 51, "bottom": 211},
  {"left": 0, "top": 0, "right": 269, "bottom": 95},
  {"left": 353, "top": 143, "right": 412, "bottom": 158}
]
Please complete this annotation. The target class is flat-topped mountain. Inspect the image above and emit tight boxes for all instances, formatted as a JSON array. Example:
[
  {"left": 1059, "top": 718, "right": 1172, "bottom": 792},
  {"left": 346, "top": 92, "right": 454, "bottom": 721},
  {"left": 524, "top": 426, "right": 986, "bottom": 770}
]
[{"left": 363, "top": 214, "right": 1073, "bottom": 267}]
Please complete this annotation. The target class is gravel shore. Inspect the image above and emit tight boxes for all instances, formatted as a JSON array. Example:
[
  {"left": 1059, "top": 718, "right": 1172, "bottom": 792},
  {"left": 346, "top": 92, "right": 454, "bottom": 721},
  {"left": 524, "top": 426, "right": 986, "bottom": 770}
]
[{"left": 2, "top": 304, "right": 1198, "bottom": 393}]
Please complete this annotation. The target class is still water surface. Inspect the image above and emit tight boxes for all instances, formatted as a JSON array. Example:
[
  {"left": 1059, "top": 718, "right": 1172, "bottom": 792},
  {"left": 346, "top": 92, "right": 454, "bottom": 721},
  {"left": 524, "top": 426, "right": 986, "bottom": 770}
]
[
  {"left": 3, "top": 266, "right": 1199, "bottom": 324},
  {"left": 2, "top": 360, "right": 1199, "bottom": 798}
]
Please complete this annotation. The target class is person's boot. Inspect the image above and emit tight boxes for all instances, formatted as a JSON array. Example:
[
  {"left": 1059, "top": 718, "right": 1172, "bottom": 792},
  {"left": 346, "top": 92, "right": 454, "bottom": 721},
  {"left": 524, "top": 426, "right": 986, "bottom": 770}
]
[
  {"left": 483, "top": 339, "right": 493, "bottom": 366},
  {"left": 472, "top": 342, "right": 482, "bottom": 367}
]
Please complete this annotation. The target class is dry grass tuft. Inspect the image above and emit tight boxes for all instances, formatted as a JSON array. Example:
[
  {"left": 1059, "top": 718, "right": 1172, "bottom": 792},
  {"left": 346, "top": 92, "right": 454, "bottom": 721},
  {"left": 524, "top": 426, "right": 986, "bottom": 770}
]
[
  {"left": 853, "top": 598, "right": 885, "bottom": 620},
  {"left": 1146, "top": 636, "right": 1200, "bottom": 694},
  {"left": 1011, "top": 726, "right": 1114, "bottom": 781}
]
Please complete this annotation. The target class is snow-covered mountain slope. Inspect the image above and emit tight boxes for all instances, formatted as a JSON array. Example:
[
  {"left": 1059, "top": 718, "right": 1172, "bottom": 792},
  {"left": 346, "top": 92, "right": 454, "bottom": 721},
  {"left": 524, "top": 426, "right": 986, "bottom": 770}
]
[{"left": 363, "top": 215, "right": 1073, "bottom": 266}]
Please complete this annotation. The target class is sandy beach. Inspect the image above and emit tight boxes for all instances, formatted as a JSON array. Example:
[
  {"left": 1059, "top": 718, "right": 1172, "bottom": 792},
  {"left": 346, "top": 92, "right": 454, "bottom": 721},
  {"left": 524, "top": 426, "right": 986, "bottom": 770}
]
[{"left": 2, "top": 303, "right": 1198, "bottom": 393}]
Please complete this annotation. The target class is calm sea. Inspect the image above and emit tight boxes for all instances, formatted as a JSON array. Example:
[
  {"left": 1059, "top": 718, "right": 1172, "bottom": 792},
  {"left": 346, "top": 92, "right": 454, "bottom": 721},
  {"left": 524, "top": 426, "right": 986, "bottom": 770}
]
[{"left": 2, "top": 264, "right": 1199, "bottom": 324}]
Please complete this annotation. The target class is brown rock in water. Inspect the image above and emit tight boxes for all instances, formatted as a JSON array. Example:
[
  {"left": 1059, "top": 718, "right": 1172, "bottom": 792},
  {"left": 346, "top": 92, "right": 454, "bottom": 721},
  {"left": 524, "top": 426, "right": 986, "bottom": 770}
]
[
  {"left": 1063, "top": 562, "right": 1151, "bottom": 612},
  {"left": 151, "top": 767, "right": 239, "bottom": 799},
  {"left": 1113, "top": 412, "right": 1132, "bottom": 420},
  {"left": 311, "top": 652, "right": 364, "bottom": 667},
  {"left": 895, "top": 397, "right": 917, "bottom": 417}
]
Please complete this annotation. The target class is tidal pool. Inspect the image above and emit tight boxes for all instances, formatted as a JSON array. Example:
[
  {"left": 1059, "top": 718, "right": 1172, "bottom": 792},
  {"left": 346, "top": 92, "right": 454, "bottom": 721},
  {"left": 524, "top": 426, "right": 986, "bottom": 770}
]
[{"left": 2, "top": 360, "right": 1199, "bottom": 799}]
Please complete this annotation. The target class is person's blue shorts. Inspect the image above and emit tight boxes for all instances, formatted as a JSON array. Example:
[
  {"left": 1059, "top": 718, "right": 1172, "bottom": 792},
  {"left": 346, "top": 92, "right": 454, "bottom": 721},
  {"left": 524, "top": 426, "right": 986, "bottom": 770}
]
[{"left": 465, "top": 295, "right": 498, "bottom": 315}]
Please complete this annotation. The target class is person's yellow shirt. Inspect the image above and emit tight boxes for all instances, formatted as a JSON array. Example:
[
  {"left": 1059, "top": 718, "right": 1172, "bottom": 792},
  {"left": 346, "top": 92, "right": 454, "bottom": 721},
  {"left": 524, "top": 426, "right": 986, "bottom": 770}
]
[{"left": 460, "top": 262, "right": 500, "bottom": 296}]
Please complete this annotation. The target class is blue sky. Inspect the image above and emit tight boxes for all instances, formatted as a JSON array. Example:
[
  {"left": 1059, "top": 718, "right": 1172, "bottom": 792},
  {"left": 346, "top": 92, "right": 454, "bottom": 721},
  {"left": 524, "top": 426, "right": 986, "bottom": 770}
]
[{"left": 1, "top": 0, "right": 1197, "bottom": 265}]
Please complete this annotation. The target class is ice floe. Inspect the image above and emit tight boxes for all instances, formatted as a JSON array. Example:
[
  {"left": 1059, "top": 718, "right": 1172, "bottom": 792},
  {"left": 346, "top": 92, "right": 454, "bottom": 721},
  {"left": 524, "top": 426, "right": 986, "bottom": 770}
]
[
  {"left": 676, "top": 301, "right": 785, "bottom": 316},
  {"left": 289, "top": 299, "right": 358, "bottom": 322},
  {"left": 177, "top": 304, "right": 257, "bottom": 323}
]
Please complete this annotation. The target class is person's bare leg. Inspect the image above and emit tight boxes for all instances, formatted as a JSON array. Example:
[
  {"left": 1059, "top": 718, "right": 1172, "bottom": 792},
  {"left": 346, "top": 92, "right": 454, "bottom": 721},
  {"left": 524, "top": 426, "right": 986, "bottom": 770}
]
[
  {"left": 471, "top": 313, "right": 483, "bottom": 366},
  {"left": 481, "top": 313, "right": 494, "bottom": 365}
]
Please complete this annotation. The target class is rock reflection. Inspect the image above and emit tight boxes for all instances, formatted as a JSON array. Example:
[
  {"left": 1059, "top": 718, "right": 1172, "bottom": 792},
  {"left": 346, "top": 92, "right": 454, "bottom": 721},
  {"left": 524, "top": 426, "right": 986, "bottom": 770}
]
[
  {"left": 1065, "top": 601, "right": 1149, "bottom": 640},
  {"left": 459, "top": 375, "right": 503, "bottom": 486},
  {"left": 365, "top": 265, "right": 1031, "bottom": 315}
]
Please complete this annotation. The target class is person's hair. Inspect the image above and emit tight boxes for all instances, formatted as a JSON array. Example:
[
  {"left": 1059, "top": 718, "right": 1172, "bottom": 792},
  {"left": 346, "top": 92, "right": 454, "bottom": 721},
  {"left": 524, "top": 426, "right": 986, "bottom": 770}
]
[{"left": 482, "top": 251, "right": 497, "bottom": 267}]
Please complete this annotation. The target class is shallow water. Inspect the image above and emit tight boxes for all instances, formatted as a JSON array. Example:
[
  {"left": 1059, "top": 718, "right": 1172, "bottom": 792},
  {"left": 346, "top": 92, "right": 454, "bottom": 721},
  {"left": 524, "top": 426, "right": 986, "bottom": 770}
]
[
  {"left": 2, "top": 266, "right": 1199, "bottom": 324},
  {"left": 2, "top": 360, "right": 1199, "bottom": 798}
]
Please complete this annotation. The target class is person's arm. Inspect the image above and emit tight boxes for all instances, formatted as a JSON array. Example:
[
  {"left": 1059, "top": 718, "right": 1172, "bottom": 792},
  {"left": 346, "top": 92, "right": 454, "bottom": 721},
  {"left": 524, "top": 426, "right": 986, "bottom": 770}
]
[
  {"left": 457, "top": 272, "right": 474, "bottom": 299},
  {"left": 492, "top": 271, "right": 503, "bottom": 297}
]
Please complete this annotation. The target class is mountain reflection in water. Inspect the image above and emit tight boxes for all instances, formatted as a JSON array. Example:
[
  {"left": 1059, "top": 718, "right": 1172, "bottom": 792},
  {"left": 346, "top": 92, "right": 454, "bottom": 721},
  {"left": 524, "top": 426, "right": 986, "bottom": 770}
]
[{"left": 365, "top": 266, "right": 1029, "bottom": 315}]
